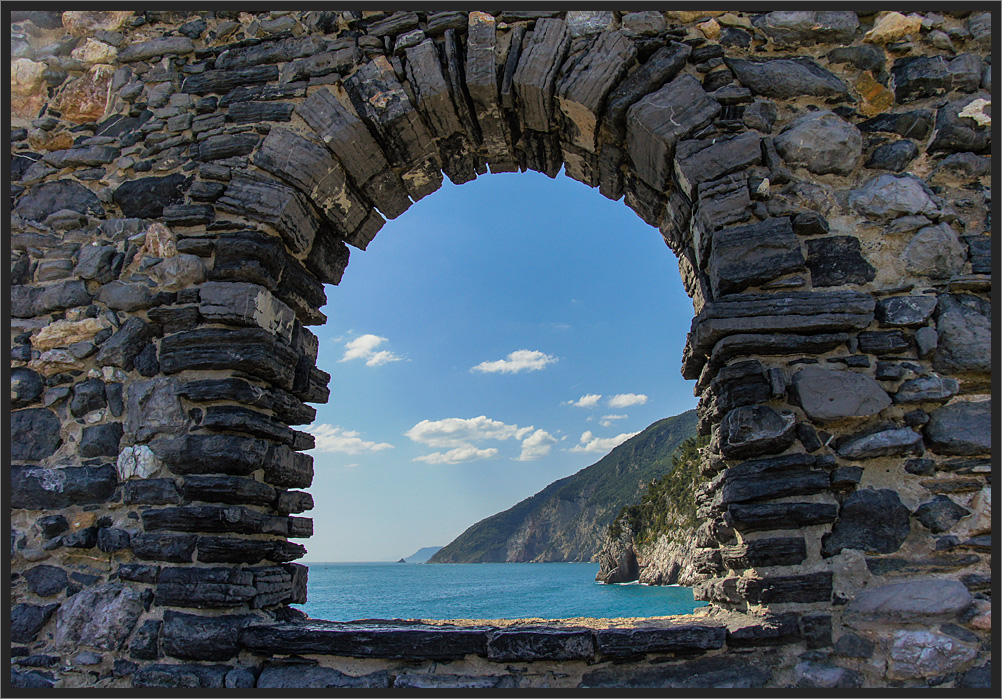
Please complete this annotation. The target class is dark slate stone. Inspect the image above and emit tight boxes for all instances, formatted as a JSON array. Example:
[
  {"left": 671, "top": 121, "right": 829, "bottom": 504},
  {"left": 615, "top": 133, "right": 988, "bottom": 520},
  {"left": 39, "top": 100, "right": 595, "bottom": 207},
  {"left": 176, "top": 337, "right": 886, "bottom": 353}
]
[
  {"left": 876, "top": 295, "right": 937, "bottom": 327},
  {"left": 709, "top": 218, "right": 805, "bottom": 296},
  {"left": 963, "top": 235, "right": 991, "bottom": 274},
  {"left": 11, "top": 465, "right": 117, "bottom": 510},
  {"left": 10, "top": 669, "right": 55, "bottom": 689},
  {"left": 200, "top": 405, "right": 293, "bottom": 444},
  {"left": 858, "top": 110, "right": 933, "bottom": 140},
  {"left": 834, "top": 632, "right": 874, "bottom": 658},
  {"left": 11, "top": 603, "right": 60, "bottom": 643},
  {"left": 938, "top": 154, "right": 991, "bottom": 180},
  {"left": 14, "top": 179, "right": 105, "bottom": 221},
  {"left": 36, "top": 515, "right": 69, "bottom": 539},
  {"left": 196, "top": 133, "right": 260, "bottom": 162},
  {"left": 742, "top": 572, "right": 833, "bottom": 604},
  {"left": 176, "top": 378, "right": 316, "bottom": 426},
  {"left": 821, "top": 489, "right": 911, "bottom": 557},
  {"left": 595, "top": 625, "right": 725, "bottom": 657},
  {"left": 98, "top": 527, "right": 131, "bottom": 553},
  {"left": 743, "top": 99, "right": 777, "bottom": 133},
  {"left": 801, "top": 613, "right": 832, "bottom": 649},
  {"left": 827, "top": 45, "right": 886, "bottom": 74},
  {"left": 159, "top": 327, "right": 299, "bottom": 390},
  {"left": 891, "top": 54, "right": 983, "bottom": 102},
  {"left": 112, "top": 174, "right": 188, "bottom": 218},
  {"left": 131, "top": 532, "right": 197, "bottom": 560},
  {"left": 73, "top": 244, "right": 119, "bottom": 283},
  {"left": 94, "top": 317, "right": 151, "bottom": 371},
  {"left": 857, "top": 330, "right": 909, "bottom": 355},
  {"left": 182, "top": 64, "right": 279, "bottom": 95},
  {"left": 774, "top": 110, "right": 861, "bottom": 176},
  {"left": 296, "top": 88, "right": 411, "bottom": 220},
  {"left": 133, "top": 663, "right": 231, "bottom": 688},
  {"left": 866, "top": 140, "right": 919, "bottom": 172},
  {"left": 929, "top": 94, "right": 991, "bottom": 154},
  {"left": 256, "top": 663, "right": 390, "bottom": 689},
  {"left": 719, "top": 457, "right": 830, "bottom": 506},
  {"left": 79, "top": 422, "right": 123, "bottom": 458},
  {"left": 240, "top": 622, "right": 488, "bottom": 659},
  {"left": 197, "top": 537, "right": 305, "bottom": 564},
  {"left": 626, "top": 74, "right": 720, "bottom": 190},
  {"left": 215, "top": 173, "right": 321, "bottom": 255},
  {"left": 806, "top": 236, "right": 876, "bottom": 287},
  {"left": 181, "top": 475, "right": 276, "bottom": 506},
  {"left": 141, "top": 505, "right": 290, "bottom": 538},
  {"left": 581, "top": 654, "right": 771, "bottom": 689},
  {"left": 726, "top": 57, "right": 848, "bottom": 99},
  {"left": 161, "top": 610, "right": 255, "bottom": 661},
  {"left": 63, "top": 527, "right": 98, "bottom": 549},
  {"left": 720, "top": 537, "right": 807, "bottom": 569},
  {"left": 154, "top": 567, "right": 256, "bottom": 609},
  {"left": 915, "top": 495, "right": 970, "bottom": 533},
  {"left": 796, "top": 423, "right": 823, "bottom": 452},
  {"left": 957, "top": 662, "right": 992, "bottom": 689},
  {"left": 674, "top": 132, "right": 761, "bottom": 198},
  {"left": 97, "top": 281, "right": 154, "bottom": 312},
  {"left": 830, "top": 466, "right": 863, "bottom": 488},
  {"left": 11, "top": 368, "right": 44, "bottom": 408},
  {"left": 106, "top": 382, "right": 124, "bottom": 416},
  {"left": 604, "top": 42, "right": 691, "bottom": 138},
  {"left": 924, "top": 400, "right": 991, "bottom": 455},
  {"left": 123, "top": 479, "right": 181, "bottom": 505},
  {"left": 719, "top": 405, "right": 796, "bottom": 459},
  {"left": 129, "top": 620, "right": 162, "bottom": 660},
  {"left": 933, "top": 293, "right": 990, "bottom": 375},
  {"left": 150, "top": 433, "right": 270, "bottom": 478},
  {"left": 24, "top": 565, "right": 70, "bottom": 597},
  {"left": 342, "top": 56, "right": 442, "bottom": 199},
  {"left": 116, "top": 564, "right": 160, "bottom": 584},
  {"left": 12, "top": 280, "right": 92, "bottom": 318},
  {"left": 228, "top": 101, "right": 294, "bottom": 124},
  {"left": 837, "top": 426, "right": 923, "bottom": 460},
  {"left": 487, "top": 628, "right": 594, "bottom": 661},
  {"left": 11, "top": 408, "right": 62, "bottom": 461},
  {"left": 893, "top": 375, "right": 959, "bottom": 404}
]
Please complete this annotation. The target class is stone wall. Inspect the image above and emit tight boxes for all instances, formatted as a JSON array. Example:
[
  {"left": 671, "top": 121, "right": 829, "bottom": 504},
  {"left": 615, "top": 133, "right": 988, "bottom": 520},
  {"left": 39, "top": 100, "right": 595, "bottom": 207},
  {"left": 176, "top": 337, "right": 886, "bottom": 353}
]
[{"left": 9, "top": 8, "right": 992, "bottom": 689}]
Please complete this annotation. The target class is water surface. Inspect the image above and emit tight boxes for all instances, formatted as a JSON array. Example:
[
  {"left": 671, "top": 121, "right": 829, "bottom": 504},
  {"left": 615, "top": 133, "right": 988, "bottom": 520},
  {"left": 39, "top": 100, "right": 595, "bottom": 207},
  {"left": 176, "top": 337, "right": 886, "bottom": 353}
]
[{"left": 297, "top": 562, "right": 705, "bottom": 621}]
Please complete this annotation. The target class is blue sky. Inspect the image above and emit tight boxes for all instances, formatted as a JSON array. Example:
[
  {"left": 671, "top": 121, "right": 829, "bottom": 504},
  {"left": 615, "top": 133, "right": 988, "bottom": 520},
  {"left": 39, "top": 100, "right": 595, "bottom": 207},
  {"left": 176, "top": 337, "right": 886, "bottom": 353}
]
[{"left": 301, "top": 169, "right": 698, "bottom": 562}]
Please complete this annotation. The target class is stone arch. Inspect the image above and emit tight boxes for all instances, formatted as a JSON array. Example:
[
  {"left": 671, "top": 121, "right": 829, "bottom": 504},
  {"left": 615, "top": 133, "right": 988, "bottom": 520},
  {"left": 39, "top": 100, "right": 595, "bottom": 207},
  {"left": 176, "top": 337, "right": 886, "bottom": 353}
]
[{"left": 9, "top": 9, "right": 992, "bottom": 689}]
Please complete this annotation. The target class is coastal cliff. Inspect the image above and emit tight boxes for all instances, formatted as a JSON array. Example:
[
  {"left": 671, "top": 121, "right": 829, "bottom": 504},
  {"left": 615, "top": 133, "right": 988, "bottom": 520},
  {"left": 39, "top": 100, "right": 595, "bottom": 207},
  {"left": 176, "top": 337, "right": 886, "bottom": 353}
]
[
  {"left": 430, "top": 411, "right": 697, "bottom": 563},
  {"left": 596, "top": 436, "right": 707, "bottom": 585}
]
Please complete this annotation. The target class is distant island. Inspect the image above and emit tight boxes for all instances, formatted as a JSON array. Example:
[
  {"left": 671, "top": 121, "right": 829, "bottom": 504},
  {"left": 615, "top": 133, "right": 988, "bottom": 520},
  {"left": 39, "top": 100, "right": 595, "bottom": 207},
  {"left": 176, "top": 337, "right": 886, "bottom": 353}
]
[
  {"left": 402, "top": 546, "right": 444, "bottom": 563},
  {"left": 429, "top": 410, "right": 697, "bottom": 565}
]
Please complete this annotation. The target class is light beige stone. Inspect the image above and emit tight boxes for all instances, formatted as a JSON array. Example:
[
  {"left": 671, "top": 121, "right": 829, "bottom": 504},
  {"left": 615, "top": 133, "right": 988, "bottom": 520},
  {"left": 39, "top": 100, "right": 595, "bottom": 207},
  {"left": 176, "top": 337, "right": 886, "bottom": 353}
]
[
  {"left": 139, "top": 221, "right": 177, "bottom": 258},
  {"left": 666, "top": 11, "right": 725, "bottom": 24},
  {"left": 62, "top": 11, "right": 134, "bottom": 37},
  {"left": 27, "top": 129, "right": 75, "bottom": 152},
  {"left": 864, "top": 12, "right": 923, "bottom": 44},
  {"left": 148, "top": 254, "right": 207, "bottom": 292},
  {"left": 717, "top": 13, "right": 752, "bottom": 30},
  {"left": 29, "top": 349, "right": 86, "bottom": 375},
  {"left": 11, "top": 58, "right": 46, "bottom": 95},
  {"left": 32, "top": 317, "right": 111, "bottom": 350},
  {"left": 958, "top": 98, "right": 991, "bottom": 127},
  {"left": 71, "top": 38, "right": 118, "bottom": 65},
  {"left": 697, "top": 18, "right": 721, "bottom": 40}
]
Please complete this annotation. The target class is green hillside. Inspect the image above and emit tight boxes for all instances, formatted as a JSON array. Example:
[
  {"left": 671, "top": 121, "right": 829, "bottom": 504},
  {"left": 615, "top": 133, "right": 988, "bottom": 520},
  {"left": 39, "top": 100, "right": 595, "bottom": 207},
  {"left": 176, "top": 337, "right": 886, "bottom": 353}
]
[{"left": 429, "top": 410, "right": 698, "bottom": 563}]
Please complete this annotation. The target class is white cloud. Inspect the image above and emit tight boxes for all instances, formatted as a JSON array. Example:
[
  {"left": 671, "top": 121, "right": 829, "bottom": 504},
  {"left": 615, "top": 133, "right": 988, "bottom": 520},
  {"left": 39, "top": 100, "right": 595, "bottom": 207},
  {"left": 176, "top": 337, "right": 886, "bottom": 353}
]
[
  {"left": 405, "top": 416, "right": 530, "bottom": 449},
  {"left": 340, "top": 334, "right": 404, "bottom": 367},
  {"left": 608, "top": 393, "right": 648, "bottom": 408},
  {"left": 518, "top": 429, "right": 558, "bottom": 461},
  {"left": 599, "top": 414, "right": 628, "bottom": 427},
  {"left": 310, "top": 425, "right": 395, "bottom": 454},
  {"left": 570, "top": 430, "right": 640, "bottom": 454},
  {"left": 414, "top": 446, "right": 499, "bottom": 464},
  {"left": 471, "top": 349, "right": 557, "bottom": 374},
  {"left": 563, "top": 393, "right": 602, "bottom": 408}
]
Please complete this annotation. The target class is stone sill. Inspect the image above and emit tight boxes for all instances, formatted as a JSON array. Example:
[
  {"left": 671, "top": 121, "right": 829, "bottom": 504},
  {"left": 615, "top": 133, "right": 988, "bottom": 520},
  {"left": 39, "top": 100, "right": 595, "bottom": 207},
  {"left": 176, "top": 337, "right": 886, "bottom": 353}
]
[{"left": 238, "top": 616, "right": 729, "bottom": 662}]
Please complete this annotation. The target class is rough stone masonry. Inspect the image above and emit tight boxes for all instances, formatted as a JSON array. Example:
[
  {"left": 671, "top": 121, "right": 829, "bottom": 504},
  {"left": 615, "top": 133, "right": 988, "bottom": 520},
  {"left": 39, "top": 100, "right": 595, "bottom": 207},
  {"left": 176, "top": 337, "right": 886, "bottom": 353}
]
[{"left": 9, "top": 8, "right": 993, "bottom": 690}]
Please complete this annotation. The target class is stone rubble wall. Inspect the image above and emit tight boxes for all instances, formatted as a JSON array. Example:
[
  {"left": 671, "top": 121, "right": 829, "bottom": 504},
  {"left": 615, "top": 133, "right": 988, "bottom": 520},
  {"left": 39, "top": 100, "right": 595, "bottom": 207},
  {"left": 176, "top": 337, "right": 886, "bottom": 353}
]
[{"left": 9, "top": 8, "right": 992, "bottom": 690}]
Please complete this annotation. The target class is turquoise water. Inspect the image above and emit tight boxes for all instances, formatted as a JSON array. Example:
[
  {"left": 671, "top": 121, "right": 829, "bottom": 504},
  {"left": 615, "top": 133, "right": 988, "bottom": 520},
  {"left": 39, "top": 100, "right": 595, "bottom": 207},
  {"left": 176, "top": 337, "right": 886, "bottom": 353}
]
[{"left": 296, "top": 562, "right": 705, "bottom": 621}]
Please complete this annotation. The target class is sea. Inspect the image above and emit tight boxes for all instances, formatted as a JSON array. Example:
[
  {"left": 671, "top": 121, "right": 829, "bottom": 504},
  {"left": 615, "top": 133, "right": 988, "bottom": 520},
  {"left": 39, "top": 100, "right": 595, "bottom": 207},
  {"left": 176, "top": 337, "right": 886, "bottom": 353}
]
[{"left": 295, "top": 562, "right": 706, "bottom": 621}]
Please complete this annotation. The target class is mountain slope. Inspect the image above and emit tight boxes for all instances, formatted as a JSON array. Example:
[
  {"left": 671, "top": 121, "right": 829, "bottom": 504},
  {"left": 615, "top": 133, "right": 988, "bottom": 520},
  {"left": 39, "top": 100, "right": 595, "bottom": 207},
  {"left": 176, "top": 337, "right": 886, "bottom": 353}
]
[
  {"left": 404, "top": 546, "right": 443, "bottom": 563},
  {"left": 429, "top": 410, "right": 697, "bottom": 563}
]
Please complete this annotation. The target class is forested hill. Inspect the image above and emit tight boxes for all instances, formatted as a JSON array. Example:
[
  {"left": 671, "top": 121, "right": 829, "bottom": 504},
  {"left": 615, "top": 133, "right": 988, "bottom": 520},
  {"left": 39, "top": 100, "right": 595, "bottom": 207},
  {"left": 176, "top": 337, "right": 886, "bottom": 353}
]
[{"left": 429, "top": 410, "right": 698, "bottom": 564}]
